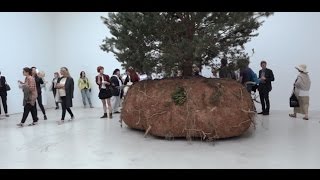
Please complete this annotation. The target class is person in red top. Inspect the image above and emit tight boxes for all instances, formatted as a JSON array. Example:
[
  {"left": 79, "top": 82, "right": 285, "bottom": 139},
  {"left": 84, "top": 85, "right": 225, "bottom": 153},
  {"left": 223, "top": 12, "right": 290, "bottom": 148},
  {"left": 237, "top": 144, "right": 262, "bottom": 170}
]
[{"left": 96, "top": 66, "right": 113, "bottom": 119}]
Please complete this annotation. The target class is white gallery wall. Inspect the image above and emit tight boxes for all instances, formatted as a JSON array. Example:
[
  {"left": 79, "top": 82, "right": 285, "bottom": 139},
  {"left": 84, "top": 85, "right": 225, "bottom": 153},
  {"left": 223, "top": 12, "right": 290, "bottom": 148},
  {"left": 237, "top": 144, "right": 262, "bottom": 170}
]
[
  {"left": 54, "top": 12, "right": 122, "bottom": 108},
  {"left": 245, "top": 12, "right": 320, "bottom": 111},
  {"left": 0, "top": 12, "right": 56, "bottom": 114},
  {"left": 1, "top": 12, "right": 320, "bottom": 115}
]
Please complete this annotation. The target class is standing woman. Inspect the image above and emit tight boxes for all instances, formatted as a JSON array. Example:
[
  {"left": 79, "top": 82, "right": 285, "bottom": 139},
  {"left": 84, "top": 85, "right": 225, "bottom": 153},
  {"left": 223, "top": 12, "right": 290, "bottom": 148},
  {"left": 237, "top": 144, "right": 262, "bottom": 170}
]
[
  {"left": 123, "top": 68, "right": 140, "bottom": 97},
  {"left": 38, "top": 71, "right": 48, "bottom": 109},
  {"left": 17, "top": 67, "right": 38, "bottom": 127},
  {"left": 124, "top": 68, "right": 140, "bottom": 85},
  {"left": 51, "top": 72, "right": 60, "bottom": 109},
  {"left": 289, "top": 64, "right": 311, "bottom": 120},
  {"left": 0, "top": 71, "right": 9, "bottom": 117},
  {"left": 96, "top": 66, "right": 113, "bottom": 119},
  {"left": 78, "top": 71, "right": 93, "bottom": 108},
  {"left": 56, "top": 67, "right": 75, "bottom": 124}
]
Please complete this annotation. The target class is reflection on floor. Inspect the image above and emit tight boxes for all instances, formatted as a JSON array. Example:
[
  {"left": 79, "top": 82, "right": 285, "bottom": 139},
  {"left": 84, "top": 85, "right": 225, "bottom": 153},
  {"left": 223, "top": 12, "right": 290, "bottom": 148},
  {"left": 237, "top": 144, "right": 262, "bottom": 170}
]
[{"left": 0, "top": 107, "right": 320, "bottom": 169}]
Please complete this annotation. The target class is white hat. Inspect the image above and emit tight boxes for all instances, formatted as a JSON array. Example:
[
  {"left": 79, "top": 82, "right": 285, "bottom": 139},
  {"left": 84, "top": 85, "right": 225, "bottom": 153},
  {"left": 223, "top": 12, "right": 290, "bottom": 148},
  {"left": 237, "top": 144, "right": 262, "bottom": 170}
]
[{"left": 295, "top": 64, "right": 308, "bottom": 73}]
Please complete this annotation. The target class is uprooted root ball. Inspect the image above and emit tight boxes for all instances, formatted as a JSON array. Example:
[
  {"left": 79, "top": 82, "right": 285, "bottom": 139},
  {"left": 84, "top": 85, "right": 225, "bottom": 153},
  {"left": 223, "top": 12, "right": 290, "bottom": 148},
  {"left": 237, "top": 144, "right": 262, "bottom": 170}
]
[{"left": 121, "top": 77, "right": 255, "bottom": 140}]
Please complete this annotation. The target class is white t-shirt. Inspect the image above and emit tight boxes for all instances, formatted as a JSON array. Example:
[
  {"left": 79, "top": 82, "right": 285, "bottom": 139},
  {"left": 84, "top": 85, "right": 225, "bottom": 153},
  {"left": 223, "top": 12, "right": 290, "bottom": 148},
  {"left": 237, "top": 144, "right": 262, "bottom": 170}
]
[{"left": 58, "top": 78, "right": 67, "bottom": 97}]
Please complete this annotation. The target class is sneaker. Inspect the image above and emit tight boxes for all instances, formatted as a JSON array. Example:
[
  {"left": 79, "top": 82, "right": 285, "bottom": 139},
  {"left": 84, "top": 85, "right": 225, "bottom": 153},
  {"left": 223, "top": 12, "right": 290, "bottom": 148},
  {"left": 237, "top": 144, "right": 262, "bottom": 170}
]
[
  {"left": 57, "top": 120, "right": 64, "bottom": 125},
  {"left": 68, "top": 116, "right": 75, "bottom": 121},
  {"left": 44, "top": 115, "right": 47, "bottom": 120},
  {"left": 5, "top": 114, "right": 9, "bottom": 117},
  {"left": 114, "top": 111, "right": 121, "bottom": 114},
  {"left": 109, "top": 113, "right": 113, "bottom": 119},
  {"left": 90, "top": 106, "right": 94, "bottom": 108},
  {"left": 16, "top": 123, "right": 24, "bottom": 127},
  {"left": 28, "top": 122, "right": 38, "bottom": 126},
  {"left": 258, "top": 112, "right": 264, "bottom": 115}
]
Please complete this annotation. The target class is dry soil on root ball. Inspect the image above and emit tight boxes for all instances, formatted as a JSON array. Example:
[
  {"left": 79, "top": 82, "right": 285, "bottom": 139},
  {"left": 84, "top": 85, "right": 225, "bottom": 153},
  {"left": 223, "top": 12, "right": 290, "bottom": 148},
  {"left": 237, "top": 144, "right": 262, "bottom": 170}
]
[{"left": 121, "top": 77, "right": 255, "bottom": 140}]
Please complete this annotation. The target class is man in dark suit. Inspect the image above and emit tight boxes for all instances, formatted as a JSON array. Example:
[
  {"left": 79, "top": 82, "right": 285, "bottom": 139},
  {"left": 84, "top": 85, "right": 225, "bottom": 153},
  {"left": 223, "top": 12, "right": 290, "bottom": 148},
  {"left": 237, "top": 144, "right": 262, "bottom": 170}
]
[
  {"left": 0, "top": 71, "right": 9, "bottom": 117},
  {"left": 258, "top": 61, "right": 275, "bottom": 115}
]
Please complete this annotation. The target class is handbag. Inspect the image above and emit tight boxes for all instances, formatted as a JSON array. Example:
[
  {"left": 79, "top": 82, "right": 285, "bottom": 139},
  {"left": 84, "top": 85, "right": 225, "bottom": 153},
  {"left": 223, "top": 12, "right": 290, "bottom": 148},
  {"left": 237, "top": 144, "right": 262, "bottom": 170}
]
[
  {"left": 290, "top": 85, "right": 299, "bottom": 108},
  {"left": 5, "top": 84, "right": 10, "bottom": 91},
  {"left": 290, "top": 93, "right": 299, "bottom": 107}
]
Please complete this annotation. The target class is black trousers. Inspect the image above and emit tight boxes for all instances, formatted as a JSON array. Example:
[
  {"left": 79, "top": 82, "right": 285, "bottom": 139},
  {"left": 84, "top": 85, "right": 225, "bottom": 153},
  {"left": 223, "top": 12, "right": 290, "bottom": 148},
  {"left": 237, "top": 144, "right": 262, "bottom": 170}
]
[
  {"left": 259, "top": 90, "right": 270, "bottom": 113},
  {"left": 52, "top": 90, "right": 59, "bottom": 108},
  {"left": 35, "top": 94, "right": 46, "bottom": 116},
  {"left": 0, "top": 94, "right": 8, "bottom": 114},
  {"left": 21, "top": 103, "right": 38, "bottom": 123},
  {"left": 61, "top": 96, "right": 73, "bottom": 120}
]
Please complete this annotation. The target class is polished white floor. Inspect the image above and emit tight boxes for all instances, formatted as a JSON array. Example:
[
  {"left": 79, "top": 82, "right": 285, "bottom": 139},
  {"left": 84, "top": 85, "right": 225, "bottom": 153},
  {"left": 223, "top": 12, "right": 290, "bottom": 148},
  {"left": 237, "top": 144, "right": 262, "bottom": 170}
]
[{"left": 0, "top": 107, "right": 320, "bottom": 169}]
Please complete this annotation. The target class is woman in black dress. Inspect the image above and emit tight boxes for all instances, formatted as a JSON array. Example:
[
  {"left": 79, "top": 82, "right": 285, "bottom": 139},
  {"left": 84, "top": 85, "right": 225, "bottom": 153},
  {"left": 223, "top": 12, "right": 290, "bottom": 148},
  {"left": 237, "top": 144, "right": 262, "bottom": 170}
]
[{"left": 96, "top": 66, "right": 113, "bottom": 119}]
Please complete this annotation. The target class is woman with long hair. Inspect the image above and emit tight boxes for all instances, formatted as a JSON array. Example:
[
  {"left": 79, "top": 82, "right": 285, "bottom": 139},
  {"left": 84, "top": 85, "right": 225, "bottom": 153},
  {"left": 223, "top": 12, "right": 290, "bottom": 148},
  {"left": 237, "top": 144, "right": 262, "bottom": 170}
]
[
  {"left": 78, "top": 71, "right": 93, "bottom": 108},
  {"left": 124, "top": 68, "right": 140, "bottom": 85},
  {"left": 17, "top": 67, "right": 38, "bottom": 127},
  {"left": 96, "top": 66, "right": 113, "bottom": 119},
  {"left": 55, "top": 67, "right": 75, "bottom": 124},
  {"left": 123, "top": 68, "right": 140, "bottom": 97}
]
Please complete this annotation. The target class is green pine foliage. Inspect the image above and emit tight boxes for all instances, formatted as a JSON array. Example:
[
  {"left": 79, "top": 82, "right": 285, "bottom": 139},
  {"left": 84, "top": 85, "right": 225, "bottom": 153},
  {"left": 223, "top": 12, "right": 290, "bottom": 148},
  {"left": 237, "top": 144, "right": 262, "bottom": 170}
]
[{"left": 101, "top": 12, "right": 272, "bottom": 77}]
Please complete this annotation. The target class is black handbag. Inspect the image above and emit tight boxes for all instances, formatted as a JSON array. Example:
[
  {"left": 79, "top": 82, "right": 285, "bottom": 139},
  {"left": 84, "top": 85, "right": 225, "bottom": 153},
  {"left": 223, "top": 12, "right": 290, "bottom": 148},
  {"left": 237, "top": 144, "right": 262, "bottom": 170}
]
[
  {"left": 290, "top": 93, "right": 299, "bottom": 107},
  {"left": 290, "top": 79, "right": 300, "bottom": 107},
  {"left": 5, "top": 84, "right": 10, "bottom": 91}
]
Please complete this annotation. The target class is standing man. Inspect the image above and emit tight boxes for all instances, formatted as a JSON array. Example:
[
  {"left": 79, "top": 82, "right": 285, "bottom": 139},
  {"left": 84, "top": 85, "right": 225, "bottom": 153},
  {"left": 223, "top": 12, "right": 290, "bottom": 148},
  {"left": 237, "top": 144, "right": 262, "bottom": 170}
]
[
  {"left": 0, "top": 71, "right": 9, "bottom": 117},
  {"left": 258, "top": 61, "right": 275, "bottom": 115},
  {"left": 31, "top": 67, "right": 47, "bottom": 120}
]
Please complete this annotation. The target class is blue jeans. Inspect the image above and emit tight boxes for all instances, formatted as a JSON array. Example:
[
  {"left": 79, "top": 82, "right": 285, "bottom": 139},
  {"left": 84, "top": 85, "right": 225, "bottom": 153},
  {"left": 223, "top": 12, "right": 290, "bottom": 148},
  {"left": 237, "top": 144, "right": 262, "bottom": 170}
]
[{"left": 81, "top": 89, "right": 92, "bottom": 107}]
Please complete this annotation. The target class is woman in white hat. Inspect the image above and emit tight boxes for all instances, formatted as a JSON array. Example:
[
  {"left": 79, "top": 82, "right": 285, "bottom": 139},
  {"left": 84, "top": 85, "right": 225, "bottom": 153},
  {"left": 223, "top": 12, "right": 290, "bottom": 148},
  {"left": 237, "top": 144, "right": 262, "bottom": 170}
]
[{"left": 289, "top": 64, "right": 311, "bottom": 120}]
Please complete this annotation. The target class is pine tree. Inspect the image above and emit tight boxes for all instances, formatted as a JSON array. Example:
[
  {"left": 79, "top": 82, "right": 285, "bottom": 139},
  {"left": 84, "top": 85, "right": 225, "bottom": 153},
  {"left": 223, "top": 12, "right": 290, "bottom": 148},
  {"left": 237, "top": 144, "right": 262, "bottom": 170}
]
[{"left": 101, "top": 12, "right": 272, "bottom": 77}]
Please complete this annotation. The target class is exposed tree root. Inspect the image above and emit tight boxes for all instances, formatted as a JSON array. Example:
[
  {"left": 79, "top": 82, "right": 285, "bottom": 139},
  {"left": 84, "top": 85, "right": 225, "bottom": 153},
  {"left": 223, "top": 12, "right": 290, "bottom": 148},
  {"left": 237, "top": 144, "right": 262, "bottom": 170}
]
[
  {"left": 183, "top": 128, "right": 211, "bottom": 140},
  {"left": 241, "top": 109, "right": 257, "bottom": 114},
  {"left": 144, "top": 125, "right": 152, "bottom": 137}
]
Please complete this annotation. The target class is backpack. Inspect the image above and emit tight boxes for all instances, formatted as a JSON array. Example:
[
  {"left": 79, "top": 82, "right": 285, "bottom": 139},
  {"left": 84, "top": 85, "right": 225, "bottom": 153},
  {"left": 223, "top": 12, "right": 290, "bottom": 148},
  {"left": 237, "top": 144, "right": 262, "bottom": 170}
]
[{"left": 249, "top": 68, "right": 260, "bottom": 84}]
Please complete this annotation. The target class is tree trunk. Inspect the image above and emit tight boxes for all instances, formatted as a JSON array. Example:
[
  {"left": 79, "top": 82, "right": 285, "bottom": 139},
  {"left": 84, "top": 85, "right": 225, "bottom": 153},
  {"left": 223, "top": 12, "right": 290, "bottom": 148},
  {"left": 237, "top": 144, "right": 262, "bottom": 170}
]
[
  {"left": 182, "top": 59, "right": 193, "bottom": 77},
  {"left": 181, "top": 13, "right": 195, "bottom": 77}
]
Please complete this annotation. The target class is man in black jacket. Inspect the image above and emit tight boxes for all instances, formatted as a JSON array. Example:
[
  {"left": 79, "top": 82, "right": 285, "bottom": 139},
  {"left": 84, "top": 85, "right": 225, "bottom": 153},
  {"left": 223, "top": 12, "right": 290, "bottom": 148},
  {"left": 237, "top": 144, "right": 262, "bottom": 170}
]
[
  {"left": 258, "top": 61, "right": 275, "bottom": 115},
  {"left": 0, "top": 71, "right": 9, "bottom": 117},
  {"left": 31, "top": 67, "right": 47, "bottom": 120},
  {"left": 110, "top": 69, "right": 123, "bottom": 114}
]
